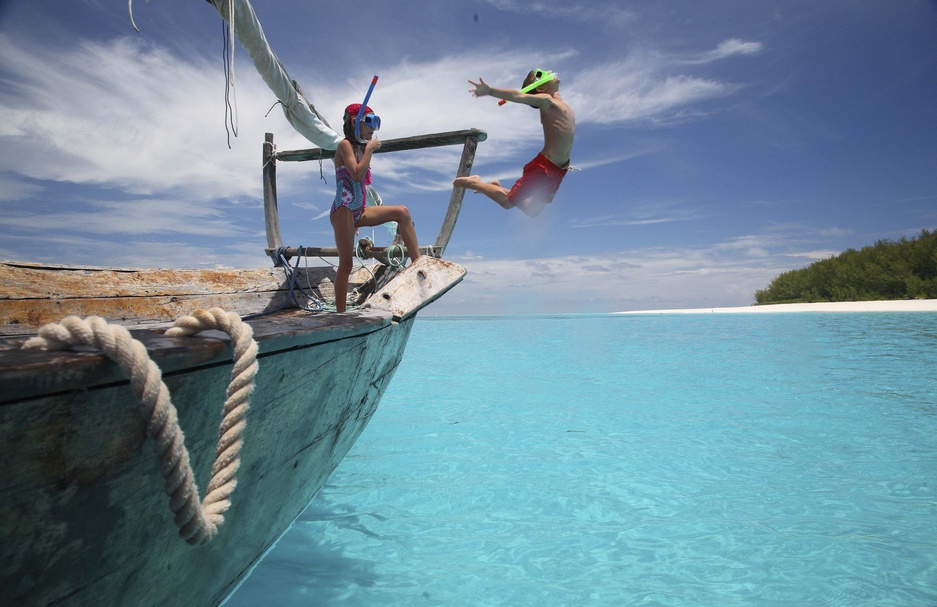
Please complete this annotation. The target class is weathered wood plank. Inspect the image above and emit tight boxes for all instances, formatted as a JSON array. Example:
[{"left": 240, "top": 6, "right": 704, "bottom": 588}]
[
  {"left": 263, "top": 132, "right": 282, "bottom": 251},
  {"left": 435, "top": 133, "right": 480, "bottom": 255},
  {"left": 365, "top": 256, "right": 466, "bottom": 321},
  {"left": 0, "top": 262, "right": 332, "bottom": 299},
  {"left": 274, "top": 129, "right": 488, "bottom": 162},
  {"left": 0, "top": 262, "right": 376, "bottom": 335}
]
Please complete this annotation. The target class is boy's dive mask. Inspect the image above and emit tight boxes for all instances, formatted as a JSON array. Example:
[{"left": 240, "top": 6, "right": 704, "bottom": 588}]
[
  {"left": 498, "top": 68, "right": 557, "bottom": 106},
  {"left": 531, "top": 68, "right": 556, "bottom": 85},
  {"left": 527, "top": 69, "right": 556, "bottom": 90}
]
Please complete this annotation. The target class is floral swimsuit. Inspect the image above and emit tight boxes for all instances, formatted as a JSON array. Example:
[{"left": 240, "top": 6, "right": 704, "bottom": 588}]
[{"left": 330, "top": 165, "right": 372, "bottom": 223}]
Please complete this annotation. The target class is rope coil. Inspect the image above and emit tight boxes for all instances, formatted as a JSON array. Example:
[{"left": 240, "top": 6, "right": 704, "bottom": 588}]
[{"left": 21, "top": 308, "right": 259, "bottom": 545}]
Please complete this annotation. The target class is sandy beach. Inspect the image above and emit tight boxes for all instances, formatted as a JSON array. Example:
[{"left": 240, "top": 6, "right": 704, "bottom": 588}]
[{"left": 617, "top": 299, "right": 937, "bottom": 314}]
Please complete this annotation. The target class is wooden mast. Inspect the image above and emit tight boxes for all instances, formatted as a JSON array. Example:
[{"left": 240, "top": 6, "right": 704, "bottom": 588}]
[{"left": 262, "top": 132, "right": 282, "bottom": 252}]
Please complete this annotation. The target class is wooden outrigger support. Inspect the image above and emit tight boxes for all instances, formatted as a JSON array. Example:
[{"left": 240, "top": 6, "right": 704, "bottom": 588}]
[{"left": 262, "top": 129, "right": 487, "bottom": 265}]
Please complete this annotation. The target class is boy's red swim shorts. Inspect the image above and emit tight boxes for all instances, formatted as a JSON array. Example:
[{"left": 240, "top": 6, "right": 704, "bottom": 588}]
[{"left": 507, "top": 153, "right": 569, "bottom": 207}]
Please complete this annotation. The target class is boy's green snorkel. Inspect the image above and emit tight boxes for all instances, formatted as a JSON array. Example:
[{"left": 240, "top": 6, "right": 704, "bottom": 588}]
[{"left": 498, "top": 68, "right": 556, "bottom": 106}]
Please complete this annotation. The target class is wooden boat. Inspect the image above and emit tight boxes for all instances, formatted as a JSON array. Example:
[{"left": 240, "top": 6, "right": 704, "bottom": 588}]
[{"left": 0, "top": 129, "right": 486, "bottom": 606}]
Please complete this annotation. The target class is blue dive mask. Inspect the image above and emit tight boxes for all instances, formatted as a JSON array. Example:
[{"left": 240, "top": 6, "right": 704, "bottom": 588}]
[{"left": 361, "top": 113, "right": 381, "bottom": 131}]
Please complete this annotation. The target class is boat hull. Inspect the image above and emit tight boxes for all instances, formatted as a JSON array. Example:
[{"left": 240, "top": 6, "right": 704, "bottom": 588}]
[
  {"left": 0, "top": 118, "right": 472, "bottom": 604},
  {"left": 0, "top": 309, "right": 413, "bottom": 606}
]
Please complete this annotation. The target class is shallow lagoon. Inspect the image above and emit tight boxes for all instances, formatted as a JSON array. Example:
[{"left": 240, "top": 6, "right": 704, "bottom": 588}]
[{"left": 227, "top": 313, "right": 937, "bottom": 606}]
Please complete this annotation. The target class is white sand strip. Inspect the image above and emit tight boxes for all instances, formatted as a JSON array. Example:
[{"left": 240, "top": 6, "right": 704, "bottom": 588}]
[{"left": 617, "top": 300, "right": 937, "bottom": 314}]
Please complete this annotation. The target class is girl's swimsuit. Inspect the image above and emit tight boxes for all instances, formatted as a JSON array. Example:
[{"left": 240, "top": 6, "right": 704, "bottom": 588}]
[
  {"left": 330, "top": 164, "right": 372, "bottom": 223},
  {"left": 507, "top": 153, "right": 569, "bottom": 207}
]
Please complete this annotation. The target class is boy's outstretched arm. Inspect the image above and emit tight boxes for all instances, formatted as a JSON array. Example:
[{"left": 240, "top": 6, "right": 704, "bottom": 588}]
[{"left": 468, "top": 77, "right": 550, "bottom": 108}]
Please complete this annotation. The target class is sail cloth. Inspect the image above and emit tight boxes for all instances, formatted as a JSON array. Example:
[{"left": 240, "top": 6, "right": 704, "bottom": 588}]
[{"left": 206, "top": 0, "right": 342, "bottom": 150}]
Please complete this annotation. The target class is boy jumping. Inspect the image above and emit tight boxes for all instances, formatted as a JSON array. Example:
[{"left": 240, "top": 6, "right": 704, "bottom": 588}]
[{"left": 454, "top": 68, "right": 575, "bottom": 217}]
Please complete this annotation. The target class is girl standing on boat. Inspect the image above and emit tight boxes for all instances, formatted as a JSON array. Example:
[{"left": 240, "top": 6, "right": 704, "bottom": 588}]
[{"left": 329, "top": 103, "right": 421, "bottom": 312}]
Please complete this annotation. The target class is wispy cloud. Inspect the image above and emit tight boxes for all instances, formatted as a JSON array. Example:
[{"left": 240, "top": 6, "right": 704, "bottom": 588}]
[
  {"left": 0, "top": 198, "right": 251, "bottom": 236},
  {"left": 484, "top": 0, "right": 636, "bottom": 27},
  {"left": 442, "top": 246, "right": 785, "bottom": 315},
  {"left": 0, "top": 229, "right": 271, "bottom": 269},
  {"left": 0, "top": 26, "right": 757, "bottom": 206},
  {"left": 567, "top": 39, "right": 760, "bottom": 126},
  {"left": 0, "top": 33, "right": 270, "bottom": 200},
  {"left": 439, "top": 225, "right": 838, "bottom": 314},
  {"left": 568, "top": 200, "right": 703, "bottom": 229},
  {"left": 683, "top": 39, "right": 764, "bottom": 64}
]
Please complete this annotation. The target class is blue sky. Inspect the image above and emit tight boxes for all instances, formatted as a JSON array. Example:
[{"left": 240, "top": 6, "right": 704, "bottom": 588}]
[{"left": 1, "top": 1, "right": 935, "bottom": 314}]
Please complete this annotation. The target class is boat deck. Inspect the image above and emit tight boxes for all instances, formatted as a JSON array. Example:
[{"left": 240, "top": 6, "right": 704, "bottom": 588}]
[{"left": 0, "top": 307, "right": 392, "bottom": 406}]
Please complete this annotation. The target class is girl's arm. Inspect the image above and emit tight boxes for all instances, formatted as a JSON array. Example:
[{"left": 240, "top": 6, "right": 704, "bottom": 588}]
[{"left": 335, "top": 138, "right": 380, "bottom": 181}]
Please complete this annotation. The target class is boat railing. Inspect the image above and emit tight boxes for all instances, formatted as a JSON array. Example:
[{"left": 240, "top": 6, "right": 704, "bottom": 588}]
[{"left": 262, "top": 129, "right": 487, "bottom": 267}]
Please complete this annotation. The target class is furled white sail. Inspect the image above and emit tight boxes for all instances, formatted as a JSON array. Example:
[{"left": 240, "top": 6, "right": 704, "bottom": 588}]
[{"left": 206, "top": 0, "right": 342, "bottom": 149}]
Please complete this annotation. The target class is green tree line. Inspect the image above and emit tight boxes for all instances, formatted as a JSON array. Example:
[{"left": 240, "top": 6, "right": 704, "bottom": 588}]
[{"left": 755, "top": 229, "right": 937, "bottom": 304}]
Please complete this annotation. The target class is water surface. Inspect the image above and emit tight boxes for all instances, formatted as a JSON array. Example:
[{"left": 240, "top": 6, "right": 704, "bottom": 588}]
[{"left": 227, "top": 313, "right": 937, "bottom": 606}]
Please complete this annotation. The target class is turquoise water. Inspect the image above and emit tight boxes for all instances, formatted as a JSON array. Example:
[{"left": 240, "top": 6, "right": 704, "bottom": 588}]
[{"left": 226, "top": 313, "right": 937, "bottom": 606}]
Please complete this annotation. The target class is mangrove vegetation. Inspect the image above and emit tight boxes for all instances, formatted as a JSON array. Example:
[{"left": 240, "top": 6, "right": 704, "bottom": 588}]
[{"left": 755, "top": 229, "right": 937, "bottom": 304}]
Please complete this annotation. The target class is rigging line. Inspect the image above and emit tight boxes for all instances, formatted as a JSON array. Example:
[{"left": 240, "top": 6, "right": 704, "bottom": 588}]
[
  {"left": 242, "top": 247, "right": 324, "bottom": 320},
  {"left": 128, "top": 0, "right": 140, "bottom": 33},
  {"left": 262, "top": 139, "right": 276, "bottom": 170},
  {"left": 222, "top": 0, "right": 239, "bottom": 149},
  {"left": 264, "top": 100, "right": 283, "bottom": 117}
]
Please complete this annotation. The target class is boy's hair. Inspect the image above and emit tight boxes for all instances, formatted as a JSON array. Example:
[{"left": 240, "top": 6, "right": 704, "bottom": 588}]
[{"left": 522, "top": 70, "right": 540, "bottom": 91}]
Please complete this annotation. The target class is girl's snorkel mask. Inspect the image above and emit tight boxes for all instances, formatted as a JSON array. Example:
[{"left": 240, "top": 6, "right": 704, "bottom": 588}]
[
  {"left": 354, "top": 75, "right": 381, "bottom": 144},
  {"left": 359, "top": 113, "right": 381, "bottom": 134},
  {"left": 498, "top": 68, "right": 557, "bottom": 106}
]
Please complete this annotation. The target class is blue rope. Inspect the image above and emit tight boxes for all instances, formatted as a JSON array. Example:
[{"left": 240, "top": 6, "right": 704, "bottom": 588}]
[{"left": 242, "top": 246, "right": 324, "bottom": 320}]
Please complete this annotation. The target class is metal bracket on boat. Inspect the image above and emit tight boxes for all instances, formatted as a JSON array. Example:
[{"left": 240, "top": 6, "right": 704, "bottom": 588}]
[{"left": 363, "top": 256, "right": 466, "bottom": 321}]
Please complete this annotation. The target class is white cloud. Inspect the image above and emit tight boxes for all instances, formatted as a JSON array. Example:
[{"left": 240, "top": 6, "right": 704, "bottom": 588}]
[
  {"left": 0, "top": 33, "right": 271, "bottom": 200},
  {"left": 438, "top": 235, "right": 829, "bottom": 315},
  {"left": 688, "top": 39, "right": 764, "bottom": 64},
  {"left": 715, "top": 39, "right": 763, "bottom": 57},
  {"left": 0, "top": 28, "right": 753, "bottom": 209},
  {"left": 484, "top": 0, "right": 636, "bottom": 27},
  {"left": 541, "top": 37, "right": 763, "bottom": 128},
  {"left": 567, "top": 41, "right": 754, "bottom": 126},
  {"left": 0, "top": 229, "right": 270, "bottom": 269},
  {"left": 568, "top": 200, "right": 703, "bottom": 229},
  {"left": 0, "top": 198, "right": 251, "bottom": 237},
  {"left": 433, "top": 220, "right": 860, "bottom": 315}
]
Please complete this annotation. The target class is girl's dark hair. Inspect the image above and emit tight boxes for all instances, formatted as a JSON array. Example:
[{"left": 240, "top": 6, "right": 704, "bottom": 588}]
[{"left": 342, "top": 116, "right": 363, "bottom": 156}]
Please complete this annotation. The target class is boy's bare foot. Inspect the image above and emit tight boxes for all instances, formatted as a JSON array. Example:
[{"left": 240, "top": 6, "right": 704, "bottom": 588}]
[
  {"left": 454, "top": 175, "right": 514, "bottom": 209},
  {"left": 453, "top": 175, "right": 482, "bottom": 191}
]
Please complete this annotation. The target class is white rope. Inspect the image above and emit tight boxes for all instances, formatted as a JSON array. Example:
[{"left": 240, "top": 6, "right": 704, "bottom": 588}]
[
  {"left": 128, "top": 0, "right": 140, "bottom": 33},
  {"left": 21, "top": 308, "right": 259, "bottom": 546},
  {"left": 223, "top": 0, "right": 240, "bottom": 147}
]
